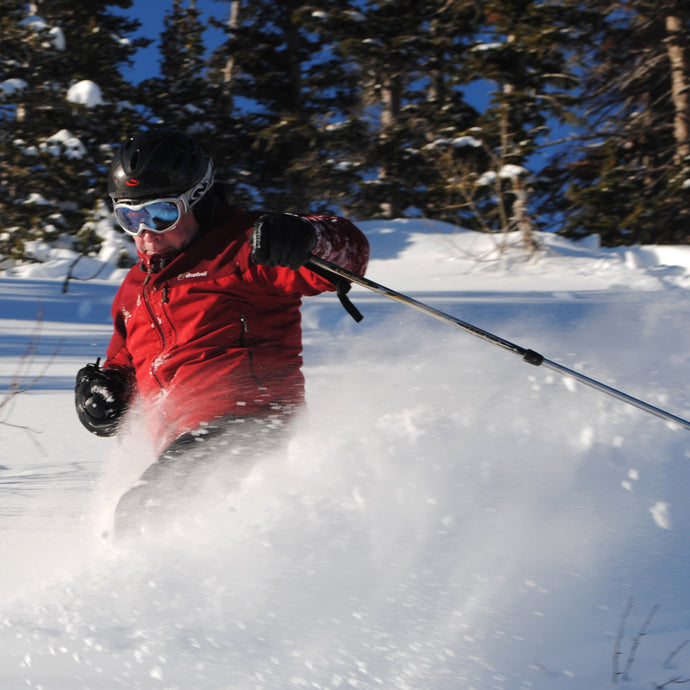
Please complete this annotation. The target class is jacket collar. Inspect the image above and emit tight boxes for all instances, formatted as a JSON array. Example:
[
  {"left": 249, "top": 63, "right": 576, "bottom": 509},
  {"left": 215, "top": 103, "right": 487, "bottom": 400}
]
[
  {"left": 138, "top": 250, "right": 180, "bottom": 275},
  {"left": 135, "top": 195, "right": 248, "bottom": 277}
]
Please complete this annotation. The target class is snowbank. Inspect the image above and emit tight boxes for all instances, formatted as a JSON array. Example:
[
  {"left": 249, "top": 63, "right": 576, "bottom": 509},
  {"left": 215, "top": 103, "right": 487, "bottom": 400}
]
[{"left": 2, "top": 219, "right": 690, "bottom": 689}]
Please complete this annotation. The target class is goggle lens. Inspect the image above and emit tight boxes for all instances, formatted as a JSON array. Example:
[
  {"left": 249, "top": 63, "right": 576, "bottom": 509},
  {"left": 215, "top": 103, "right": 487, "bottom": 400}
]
[{"left": 114, "top": 200, "right": 182, "bottom": 236}]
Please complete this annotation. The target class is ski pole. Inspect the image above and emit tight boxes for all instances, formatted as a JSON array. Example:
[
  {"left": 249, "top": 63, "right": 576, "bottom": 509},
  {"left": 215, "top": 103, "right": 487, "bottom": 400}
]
[{"left": 306, "top": 254, "right": 690, "bottom": 432}]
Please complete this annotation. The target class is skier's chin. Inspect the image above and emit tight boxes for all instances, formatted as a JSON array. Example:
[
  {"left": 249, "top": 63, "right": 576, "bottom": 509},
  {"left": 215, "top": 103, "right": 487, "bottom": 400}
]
[
  {"left": 141, "top": 240, "right": 175, "bottom": 256},
  {"left": 141, "top": 242, "right": 171, "bottom": 256}
]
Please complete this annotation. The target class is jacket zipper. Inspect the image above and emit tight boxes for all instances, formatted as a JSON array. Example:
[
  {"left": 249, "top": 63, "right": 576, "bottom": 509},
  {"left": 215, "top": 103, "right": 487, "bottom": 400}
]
[
  {"left": 240, "top": 313, "right": 266, "bottom": 393},
  {"left": 143, "top": 271, "right": 166, "bottom": 390},
  {"left": 239, "top": 314, "right": 249, "bottom": 346}
]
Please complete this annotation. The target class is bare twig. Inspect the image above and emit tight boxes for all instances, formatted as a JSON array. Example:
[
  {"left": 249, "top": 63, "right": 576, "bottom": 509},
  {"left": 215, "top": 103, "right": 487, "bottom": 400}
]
[
  {"left": 62, "top": 253, "right": 107, "bottom": 293},
  {"left": 623, "top": 604, "right": 660, "bottom": 681},
  {"left": 0, "top": 312, "right": 61, "bottom": 408},
  {"left": 664, "top": 641, "right": 690, "bottom": 669},
  {"left": 0, "top": 419, "right": 46, "bottom": 455},
  {"left": 0, "top": 308, "right": 61, "bottom": 457},
  {"left": 613, "top": 597, "right": 634, "bottom": 685},
  {"left": 613, "top": 600, "right": 690, "bottom": 688},
  {"left": 655, "top": 677, "right": 690, "bottom": 689},
  {"left": 0, "top": 310, "right": 43, "bottom": 414}
]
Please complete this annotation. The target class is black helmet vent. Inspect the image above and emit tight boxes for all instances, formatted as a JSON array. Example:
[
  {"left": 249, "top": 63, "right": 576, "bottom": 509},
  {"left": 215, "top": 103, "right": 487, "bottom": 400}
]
[
  {"left": 173, "top": 149, "right": 188, "bottom": 171},
  {"left": 129, "top": 149, "right": 140, "bottom": 171}
]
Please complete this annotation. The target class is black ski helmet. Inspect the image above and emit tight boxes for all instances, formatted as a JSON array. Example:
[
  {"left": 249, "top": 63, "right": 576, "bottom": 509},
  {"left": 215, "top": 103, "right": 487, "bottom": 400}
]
[{"left": 108, "top": 129, "right": 212, "bottom": 200}]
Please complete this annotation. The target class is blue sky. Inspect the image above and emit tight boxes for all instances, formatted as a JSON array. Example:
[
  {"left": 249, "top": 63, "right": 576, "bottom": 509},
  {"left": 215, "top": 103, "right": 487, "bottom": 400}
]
[{"left": 124, "top": 0, "right": 227, "bottom": 82}]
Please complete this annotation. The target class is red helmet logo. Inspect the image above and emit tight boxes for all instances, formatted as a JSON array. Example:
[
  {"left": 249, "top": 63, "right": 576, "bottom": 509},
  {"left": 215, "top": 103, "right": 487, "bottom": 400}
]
[{"left": 125, "top": 178, "right": 141, "bottom": 187}]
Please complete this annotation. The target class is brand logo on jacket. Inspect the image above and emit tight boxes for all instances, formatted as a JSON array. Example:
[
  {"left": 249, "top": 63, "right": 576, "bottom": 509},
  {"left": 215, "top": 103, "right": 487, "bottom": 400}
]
[{"left": 177, "top": 271, "right": 208, "bottom": 281}]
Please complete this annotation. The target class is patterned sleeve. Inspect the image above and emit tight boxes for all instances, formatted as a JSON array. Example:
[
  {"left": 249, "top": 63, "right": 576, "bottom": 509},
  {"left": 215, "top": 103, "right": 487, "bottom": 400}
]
[{"left": 309, "top": 216, "right": 369, "bottom": 276}]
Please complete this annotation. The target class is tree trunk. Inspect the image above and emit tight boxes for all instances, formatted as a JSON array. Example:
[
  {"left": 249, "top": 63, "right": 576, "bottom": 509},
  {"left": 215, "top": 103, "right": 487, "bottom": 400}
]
[
  {"left": 665, "top": 14, "right": 690, "bottom": 163},
  {"left": 222, "top": 1, "right": 241, "bottom": 94},
  {"left": 379, "top": 74, "right": 402, "bottom": 218},
  {"left": 380, "top": 74, "right": 401, "bottom": 130}
]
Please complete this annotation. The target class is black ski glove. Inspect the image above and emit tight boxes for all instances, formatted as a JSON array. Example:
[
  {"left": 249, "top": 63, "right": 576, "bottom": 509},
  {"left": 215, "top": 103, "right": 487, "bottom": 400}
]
[
  {"left": 75, "top": 361, "right": 129, "bottom": 437},
  {"left": 250, "top": 213, "right": 317, "bottom": 269}
]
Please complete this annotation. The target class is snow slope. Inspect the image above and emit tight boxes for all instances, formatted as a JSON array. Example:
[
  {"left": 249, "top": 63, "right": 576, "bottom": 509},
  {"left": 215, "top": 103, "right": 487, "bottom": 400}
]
[{"left": 2, "top": 220, "right": 690, "bottom": 689}]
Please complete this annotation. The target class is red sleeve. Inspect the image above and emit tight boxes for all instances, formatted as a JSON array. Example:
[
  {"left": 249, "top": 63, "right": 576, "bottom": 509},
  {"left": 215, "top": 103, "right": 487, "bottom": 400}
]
[{"left": 103, "top": 281, "right": 135, "bottom": 378}]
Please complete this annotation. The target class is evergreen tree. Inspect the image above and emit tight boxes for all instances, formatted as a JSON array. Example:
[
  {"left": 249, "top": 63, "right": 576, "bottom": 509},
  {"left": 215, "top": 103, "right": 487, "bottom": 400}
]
[
  {"left": 446, "top": 0, "right": 589, "bottom": 241},
  {"left": 554, "top": 0, "right": 690, "bottom": 245},
  {"left": 205, "top": 0, "right": 361, "bottom": 213},
  {"left": 138, "top": 0, "right": 216, "bottom": 135},
  {"left": 0, "top": 0, "right": 148, "bottom": 261},
  {"left": 7, "top": 0, "right": 688, "bottom": 259},
  {"left": 305, "top": 0, "right": 482, "bottom": 221},
  {"left": 136, "top": 0, "right": 258, "bottom": 204},
  {"left": 379, "top": 0, "right": 487, "bottom": 226},
  {"left": 327, "top": 0, "right": 426, "bottom": 219}
]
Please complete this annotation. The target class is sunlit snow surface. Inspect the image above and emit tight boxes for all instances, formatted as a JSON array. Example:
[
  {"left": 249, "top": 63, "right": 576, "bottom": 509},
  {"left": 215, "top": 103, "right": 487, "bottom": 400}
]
[{"left": 2, "top": 223, "right": 690, "bottom": 689}]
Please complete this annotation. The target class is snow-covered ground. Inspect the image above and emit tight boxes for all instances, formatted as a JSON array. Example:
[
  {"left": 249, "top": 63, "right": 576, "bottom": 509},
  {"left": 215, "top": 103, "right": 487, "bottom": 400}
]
[{"left": 2, "top": 219, "right": 690, "bottom": 689}]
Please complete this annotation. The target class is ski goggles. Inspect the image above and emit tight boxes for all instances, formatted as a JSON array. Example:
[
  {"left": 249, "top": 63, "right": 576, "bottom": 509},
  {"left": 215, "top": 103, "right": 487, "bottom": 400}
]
[{"left": 112, "top": 161, "right": 214, "bottom": 237}]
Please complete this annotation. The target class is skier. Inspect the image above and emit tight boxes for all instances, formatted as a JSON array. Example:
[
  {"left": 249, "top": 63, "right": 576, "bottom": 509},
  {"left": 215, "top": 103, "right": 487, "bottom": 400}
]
[{"left": 74, "top": 128, "right": 369, "bottom": 536}]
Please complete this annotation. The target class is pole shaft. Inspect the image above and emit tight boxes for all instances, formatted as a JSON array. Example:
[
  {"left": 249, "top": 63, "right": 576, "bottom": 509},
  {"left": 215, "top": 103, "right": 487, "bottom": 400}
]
[
  {"left": 306, "top": 255, "right": 690, "bottom": 432},
  {"left": 540, "top": 357, "right": 690, "bottom": 430},
  {"left": 308, "top": 256, "right": 529, "bottom": 357}
]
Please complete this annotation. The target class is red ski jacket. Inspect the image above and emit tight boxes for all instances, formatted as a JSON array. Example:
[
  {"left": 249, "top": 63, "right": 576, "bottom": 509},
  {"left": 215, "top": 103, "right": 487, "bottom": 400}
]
[{"left": 104, "top": 204, "right": 369, "bottom": 452}]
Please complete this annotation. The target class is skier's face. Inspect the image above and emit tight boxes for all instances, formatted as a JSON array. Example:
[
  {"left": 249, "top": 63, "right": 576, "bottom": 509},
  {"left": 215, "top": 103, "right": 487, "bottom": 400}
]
[{"left": 134, "top": 210, "right": 199, "bottom": 256}]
